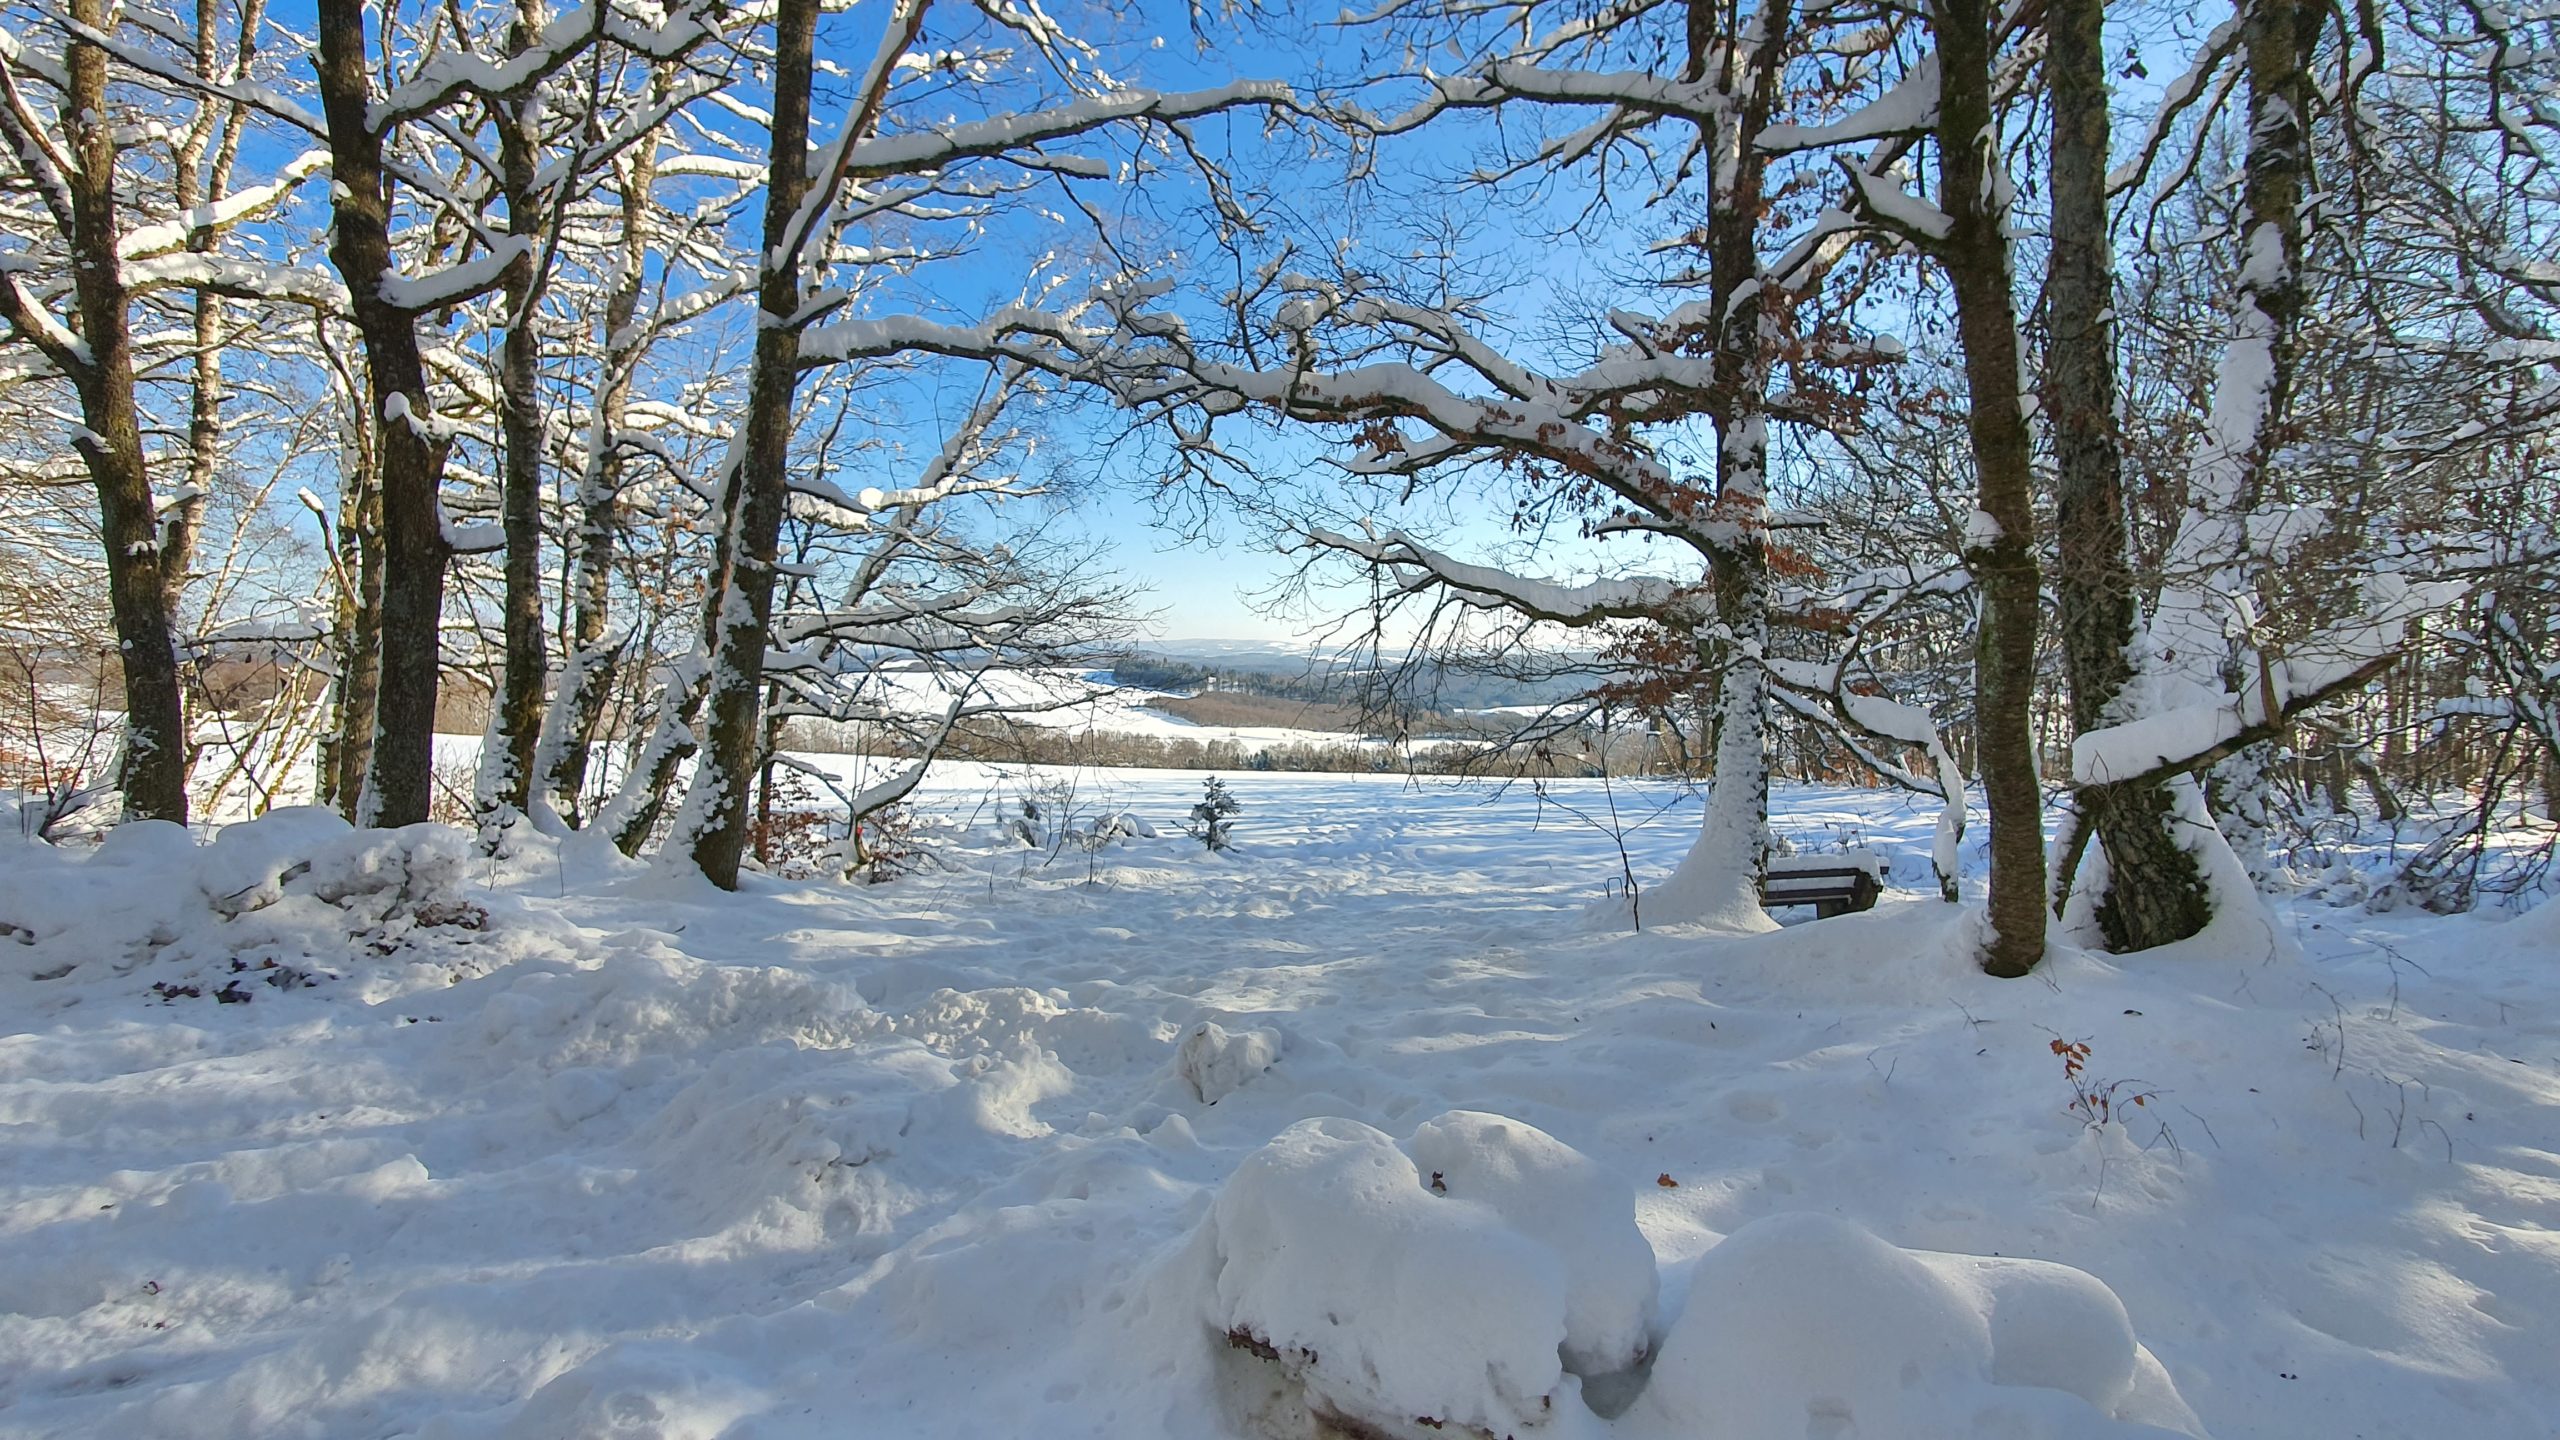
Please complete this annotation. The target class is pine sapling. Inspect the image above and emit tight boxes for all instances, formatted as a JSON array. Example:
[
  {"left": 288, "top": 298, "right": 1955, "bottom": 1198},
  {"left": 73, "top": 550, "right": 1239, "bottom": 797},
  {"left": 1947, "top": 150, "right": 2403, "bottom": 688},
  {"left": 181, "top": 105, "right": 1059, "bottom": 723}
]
[{"left": 1190, "top": 775, "right": 1240, "bottom": 852}]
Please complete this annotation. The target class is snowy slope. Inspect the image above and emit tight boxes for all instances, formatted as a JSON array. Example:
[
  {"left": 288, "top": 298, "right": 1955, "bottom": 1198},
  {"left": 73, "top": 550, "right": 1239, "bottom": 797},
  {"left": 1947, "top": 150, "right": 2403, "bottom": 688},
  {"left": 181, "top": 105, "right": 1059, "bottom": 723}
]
[{"left": 1, "top": 772, "right": 2555, "bottom": 1439}]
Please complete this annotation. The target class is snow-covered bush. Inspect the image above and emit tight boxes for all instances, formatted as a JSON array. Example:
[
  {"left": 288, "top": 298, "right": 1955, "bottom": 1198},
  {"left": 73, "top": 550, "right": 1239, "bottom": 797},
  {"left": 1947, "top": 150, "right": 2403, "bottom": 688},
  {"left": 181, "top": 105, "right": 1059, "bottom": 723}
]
[
  {"left": 194, "top": 806, "right": 355, "bottom": 915},
  {"left": 308, "top": 822, "right": 474, "bottom": 909},
  {"left": 1204, "top": 1116, "right": 1584, "bottom": 1438},
  {"left": 1083, "top": 810, "right": 1156, "bottom": 844},
  {"left": 1200, "top": 1112, "right": 1656, "bottom": 1438},
  {"left": 3, "top": 810, "right": 496, "bottom": 995},
  {"left": 198, "top": 809, "right": 475, "bottom": 928},
  {"left": 1198, "top": 1116, "right": 2201, "bottom": 1440}
]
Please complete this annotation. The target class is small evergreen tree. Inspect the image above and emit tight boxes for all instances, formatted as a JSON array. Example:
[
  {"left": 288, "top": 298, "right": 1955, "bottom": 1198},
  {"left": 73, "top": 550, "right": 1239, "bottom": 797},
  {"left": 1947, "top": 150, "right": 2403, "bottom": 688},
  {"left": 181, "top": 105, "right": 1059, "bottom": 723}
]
[{"left": 1190, "top": 776, "right": 1240, "bottom": 852}]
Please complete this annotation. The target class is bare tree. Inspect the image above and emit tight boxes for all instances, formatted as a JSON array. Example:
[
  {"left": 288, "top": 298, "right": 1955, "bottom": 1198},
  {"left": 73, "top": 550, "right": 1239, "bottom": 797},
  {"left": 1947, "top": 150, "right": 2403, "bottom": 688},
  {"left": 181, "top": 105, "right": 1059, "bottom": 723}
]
[
  {"left": 0, "top": 0, "right": 193, "bottom": 821},
  {"left": 2045, "top": 0, "right": 2213, "bottom": 950},
  {"left": 665, "top": 0, "right": 1293, "bottom": 887}
]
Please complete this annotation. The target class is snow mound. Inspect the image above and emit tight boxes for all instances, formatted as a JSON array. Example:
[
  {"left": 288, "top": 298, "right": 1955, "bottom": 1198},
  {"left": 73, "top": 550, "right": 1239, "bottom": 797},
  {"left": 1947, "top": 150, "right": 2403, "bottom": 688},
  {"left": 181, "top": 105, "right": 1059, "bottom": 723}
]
[
  {"left": 1409, "top": 1110, "right": 1657, "bottom": 1376},
  {"left": 1203, "top": 1112, "right": 1653, "bottom": 1438},
  {"left": 1175, "top": 1020, "right": 1282, "bottom": 1103},
  {"left": 1203, "top": 1117, "right": 1572, "bottom": 1437},
  {"left": 90, "top": 816, "right": 197, "bottom": 867},
  {"left": 1633, "top": 1213, "right": 2201, "bottom": 1439}
]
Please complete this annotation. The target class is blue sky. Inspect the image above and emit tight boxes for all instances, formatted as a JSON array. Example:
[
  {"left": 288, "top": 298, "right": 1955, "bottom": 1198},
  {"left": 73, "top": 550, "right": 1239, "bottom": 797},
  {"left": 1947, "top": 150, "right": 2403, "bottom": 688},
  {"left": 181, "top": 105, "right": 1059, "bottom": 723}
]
[{"left": 857, "top": 0, "right": 1663, "bottom": 645}]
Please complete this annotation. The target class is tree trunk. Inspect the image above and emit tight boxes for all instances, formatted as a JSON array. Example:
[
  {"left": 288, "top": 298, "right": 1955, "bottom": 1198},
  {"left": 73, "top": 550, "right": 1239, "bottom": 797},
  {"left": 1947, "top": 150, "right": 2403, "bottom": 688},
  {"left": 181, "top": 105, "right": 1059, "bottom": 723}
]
[
  {"left": 1650, "top": 560, "right": 1775, "bottom": 928},
  {"left": 1640, "top": 0, "right": 1789, "bottom": 930},
  {"left": 601, "top": 659, "right": 707, "bottom": 856},
  {"left": 670, "top": 0, "right": 823, "bottom": 887},
  {"left": 161, "top": 0, "right": 259, "bottom": 630},
  {"left": 540, "top": 104, "right": 660, "bottom": 823},
  {"left": 315, "top": 0, "right": 451, "bottom": 827},
  {"left": 1933, "top": 0, "right": 2046, "bottom": 976},
  {"left": 322, "top": 425, "right": 384, "bottom": 817},
  {"left": 52, "top": 0, "right": 190, "bottom": 823},
  {"left": 2046, "top": 0, "right": 2212, "bottom": 950},
  {"left": 481, "top": 2, "right": 551, "bottom": 833},
  {"left": 2141, "top": 0, "right": 2319, "bottom": 885}
]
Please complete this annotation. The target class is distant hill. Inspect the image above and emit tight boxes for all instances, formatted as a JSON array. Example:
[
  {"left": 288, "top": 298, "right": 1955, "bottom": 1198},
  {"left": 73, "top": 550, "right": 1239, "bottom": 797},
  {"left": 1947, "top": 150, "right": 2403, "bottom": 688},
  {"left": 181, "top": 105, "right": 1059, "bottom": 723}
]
[{"left": 1111, "top": 645, "right": 1596, "bottom": 715}]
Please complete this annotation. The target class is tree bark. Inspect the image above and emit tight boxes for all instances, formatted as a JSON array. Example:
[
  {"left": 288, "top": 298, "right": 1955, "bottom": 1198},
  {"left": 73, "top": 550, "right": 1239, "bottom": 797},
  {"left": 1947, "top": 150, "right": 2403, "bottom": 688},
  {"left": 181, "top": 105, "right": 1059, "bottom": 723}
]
[
  {"left": 605, "top": 667, "right": 704, "bottom": 856},
  {"left": 1701, "top": 0, "right": 1786, "bottom": 916},
  {"left": 1933, "top": 0, "right": 2046, "bottom": 976},
  {"left": 2203, "top": 0, "right": 2320, "bottom": 878},
  {"left": 315, "top": 0, "right": 452, "bottom": 827},
  {"left": 162, "top": 0, "right": 260, "bottom": 626},
  {"left": 2046, "top": 0, "right": 2213, "bottom": 949}
]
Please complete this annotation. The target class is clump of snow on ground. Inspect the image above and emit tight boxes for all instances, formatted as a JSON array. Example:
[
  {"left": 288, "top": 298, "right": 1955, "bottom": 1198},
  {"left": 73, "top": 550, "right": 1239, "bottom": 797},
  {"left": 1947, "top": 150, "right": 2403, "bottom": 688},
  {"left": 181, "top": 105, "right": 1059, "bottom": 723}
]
[
  {"left": 1176, "top": 1020, "right": 1283, "bottom": 1103},
  {"left": 2, "top": 806, "right": 534, "bottom": 1003}
]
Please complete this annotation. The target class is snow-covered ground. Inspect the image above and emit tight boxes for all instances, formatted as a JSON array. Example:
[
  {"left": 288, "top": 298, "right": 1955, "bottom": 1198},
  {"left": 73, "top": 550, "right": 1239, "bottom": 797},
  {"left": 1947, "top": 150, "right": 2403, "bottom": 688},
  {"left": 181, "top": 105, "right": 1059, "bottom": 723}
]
[{"left": 2, "top": 769, "right": 2555, "bottom": 1439}]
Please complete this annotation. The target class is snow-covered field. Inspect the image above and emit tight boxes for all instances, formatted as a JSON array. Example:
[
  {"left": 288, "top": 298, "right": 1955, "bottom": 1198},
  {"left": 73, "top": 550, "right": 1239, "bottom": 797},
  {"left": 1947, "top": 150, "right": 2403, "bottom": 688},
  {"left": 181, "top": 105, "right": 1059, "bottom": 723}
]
[{"left": 2, "top": 769, "right": 2555, "bottom": 1439}]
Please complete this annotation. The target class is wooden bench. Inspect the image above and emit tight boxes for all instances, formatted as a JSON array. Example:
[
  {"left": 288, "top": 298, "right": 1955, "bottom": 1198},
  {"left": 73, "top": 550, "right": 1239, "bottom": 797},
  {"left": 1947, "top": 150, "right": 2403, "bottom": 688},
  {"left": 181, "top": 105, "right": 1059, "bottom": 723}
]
[{"left": 1759, "top": 852, "right": 1884, "bottom": 919}]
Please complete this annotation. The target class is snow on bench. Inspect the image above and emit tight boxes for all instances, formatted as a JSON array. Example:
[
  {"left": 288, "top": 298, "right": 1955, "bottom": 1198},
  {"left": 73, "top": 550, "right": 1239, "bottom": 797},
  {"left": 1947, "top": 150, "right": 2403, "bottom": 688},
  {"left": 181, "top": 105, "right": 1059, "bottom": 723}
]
[{"left": 1760, "top": 848, "right": 1886, "bottom": 918}]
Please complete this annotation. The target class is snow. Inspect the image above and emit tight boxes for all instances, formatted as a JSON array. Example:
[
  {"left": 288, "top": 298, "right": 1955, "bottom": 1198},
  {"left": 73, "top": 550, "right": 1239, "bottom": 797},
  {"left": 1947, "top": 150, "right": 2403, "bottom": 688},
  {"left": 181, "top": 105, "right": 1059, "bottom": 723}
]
[
  {"left": 1766, "top": 848, "right": 1882, "bottom": 879},
  {"left": 378, "top": 240, "right": 530, "bottom": 312},
  {"left": 1304, "top": 526, "right": 1696, "bottom": 624},
  {"left": 3, "top": 771, "right": 2558, "bottom": 1440},
  {"left": 1759, "top": 55, "right": 1940, "bottom": 153},
  {"left": 441, "top": 520, "right": 507, "bottom": 555},
  {"left": 1406, "top": 1110, "right": 1658, "bottom": 1377},
  {"left": 1852, "top": 168, "right": 1956, "bottom": 242},
  {"left": 116, "top": 149, "right": 333, "bottom": 260}
]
